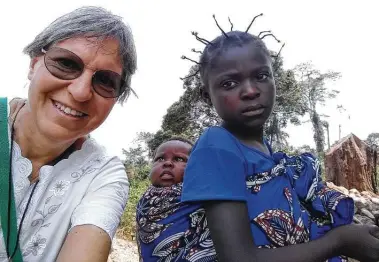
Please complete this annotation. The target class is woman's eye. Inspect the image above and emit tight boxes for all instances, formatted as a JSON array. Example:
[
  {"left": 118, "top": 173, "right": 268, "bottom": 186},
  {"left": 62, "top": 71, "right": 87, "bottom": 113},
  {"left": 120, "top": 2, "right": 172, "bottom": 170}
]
[
  {"left": 56, "top": 58, "right": 81, "bottom": 71},
  {"left": 221, "top": 80, "right": 238, "bottom": 89},
  {"left": 97, "top": 74, "right": 115, "bottom": 89}
]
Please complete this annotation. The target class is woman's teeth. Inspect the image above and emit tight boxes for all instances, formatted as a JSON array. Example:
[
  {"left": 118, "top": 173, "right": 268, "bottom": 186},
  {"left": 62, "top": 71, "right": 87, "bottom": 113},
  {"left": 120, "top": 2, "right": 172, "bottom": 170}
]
[{"left": 53, "top": 101, "right": 85, "bottom": 117}]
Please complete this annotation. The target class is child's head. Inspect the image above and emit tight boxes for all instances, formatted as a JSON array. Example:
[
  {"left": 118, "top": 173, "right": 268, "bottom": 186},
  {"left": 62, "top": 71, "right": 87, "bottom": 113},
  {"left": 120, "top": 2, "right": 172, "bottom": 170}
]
[
  {"left": 150, "top": 137, "right": 193, "bottom": 187},
  {"left": 195, "top": 15, "right": 279, "bottom": 131}
]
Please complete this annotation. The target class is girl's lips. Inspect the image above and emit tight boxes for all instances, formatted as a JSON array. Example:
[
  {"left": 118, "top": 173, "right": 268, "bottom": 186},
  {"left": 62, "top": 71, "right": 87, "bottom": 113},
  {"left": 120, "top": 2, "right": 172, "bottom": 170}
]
[
  {"left": 241, "top": 107, "right": 265, "bottom": 117},
  {"left": 161, "top": 173, "right": 174, "bottom": 180}
]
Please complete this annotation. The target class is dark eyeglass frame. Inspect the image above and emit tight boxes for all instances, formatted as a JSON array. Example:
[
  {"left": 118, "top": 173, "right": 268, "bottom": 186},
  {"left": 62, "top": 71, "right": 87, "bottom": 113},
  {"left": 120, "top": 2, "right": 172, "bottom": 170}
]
[{"left": 41, "top": 47, "right": 126, "bottom": 98}]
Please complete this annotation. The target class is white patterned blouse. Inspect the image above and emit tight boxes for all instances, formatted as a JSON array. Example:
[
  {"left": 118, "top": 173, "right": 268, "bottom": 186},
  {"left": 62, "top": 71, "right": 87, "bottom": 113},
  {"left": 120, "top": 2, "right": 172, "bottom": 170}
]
[{"left": 0, "top": 137, "right": 129, "bottom": 261}]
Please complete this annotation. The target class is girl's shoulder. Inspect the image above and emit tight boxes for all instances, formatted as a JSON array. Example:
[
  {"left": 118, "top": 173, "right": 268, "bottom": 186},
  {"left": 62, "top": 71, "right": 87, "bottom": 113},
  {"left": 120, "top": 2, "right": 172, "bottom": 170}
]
[
  {"left": 196, "top": 126, "right": 273, "bottom": 162},
  {"left": 196, "top": 126, "right": 240, "bottom": 151}
]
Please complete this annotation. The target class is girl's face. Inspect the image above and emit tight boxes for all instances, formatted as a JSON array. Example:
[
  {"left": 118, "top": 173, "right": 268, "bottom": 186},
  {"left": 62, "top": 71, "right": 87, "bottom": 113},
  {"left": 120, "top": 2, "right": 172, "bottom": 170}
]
[
  {"left": 203, "top": 43, "right": 276, "bottom": 130},
  {"left": 150, "top": 140, "right": 192, "bottom": 187}
]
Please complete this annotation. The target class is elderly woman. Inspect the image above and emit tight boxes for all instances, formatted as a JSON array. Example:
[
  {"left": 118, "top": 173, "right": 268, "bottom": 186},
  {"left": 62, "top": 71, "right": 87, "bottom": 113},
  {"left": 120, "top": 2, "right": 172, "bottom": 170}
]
[{"left": 0, "top": 6, "right": 136, "bottom": 262}]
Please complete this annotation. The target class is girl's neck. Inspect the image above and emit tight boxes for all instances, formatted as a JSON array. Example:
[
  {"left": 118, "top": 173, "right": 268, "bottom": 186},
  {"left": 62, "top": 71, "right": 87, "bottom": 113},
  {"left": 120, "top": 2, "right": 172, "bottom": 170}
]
[{"left": 222, "top": 122, "right": 269, "bottom": 154}]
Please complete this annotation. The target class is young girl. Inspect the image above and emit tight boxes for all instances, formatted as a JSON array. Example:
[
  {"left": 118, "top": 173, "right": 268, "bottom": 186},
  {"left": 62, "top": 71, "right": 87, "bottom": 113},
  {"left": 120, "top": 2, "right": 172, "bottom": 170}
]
[
  {"left": 181, "top": 16, "right": 379, "bottom": 262},
  {"left": 136, "top": 137, "right": 217, "bottom": 261}
]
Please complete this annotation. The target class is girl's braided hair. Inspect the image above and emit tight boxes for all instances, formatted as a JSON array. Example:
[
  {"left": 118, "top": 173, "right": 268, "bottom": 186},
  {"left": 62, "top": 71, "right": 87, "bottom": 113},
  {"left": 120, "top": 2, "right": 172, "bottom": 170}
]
[{"left": 181, "top": 14, "right": 285, "bottom": 86}]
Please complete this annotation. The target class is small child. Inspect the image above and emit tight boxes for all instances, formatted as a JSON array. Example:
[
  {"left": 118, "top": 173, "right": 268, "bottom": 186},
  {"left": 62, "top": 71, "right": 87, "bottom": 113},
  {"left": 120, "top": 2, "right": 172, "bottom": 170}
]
[
  {"left": 180, "top": 15, "right": 379, "bottom": 262},
  {"left": 136, "top": 137, "right": 217, "bottom": 261}
]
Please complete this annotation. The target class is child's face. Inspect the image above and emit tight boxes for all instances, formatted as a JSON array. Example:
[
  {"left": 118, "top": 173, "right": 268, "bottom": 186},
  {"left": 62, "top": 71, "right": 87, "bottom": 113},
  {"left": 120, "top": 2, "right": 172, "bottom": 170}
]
[
  {"left": 204, "top": 43, "right": 276, "bottom": 130},
  {"left": 150, "top": 140, "right": 191, "bottom": 187}
]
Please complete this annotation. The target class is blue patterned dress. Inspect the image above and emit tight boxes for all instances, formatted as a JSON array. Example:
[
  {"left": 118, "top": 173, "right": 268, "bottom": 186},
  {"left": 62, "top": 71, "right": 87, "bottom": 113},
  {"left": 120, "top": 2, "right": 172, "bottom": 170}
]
[{"left": 137, "top": 126, "right": 354, "bottom": 262}]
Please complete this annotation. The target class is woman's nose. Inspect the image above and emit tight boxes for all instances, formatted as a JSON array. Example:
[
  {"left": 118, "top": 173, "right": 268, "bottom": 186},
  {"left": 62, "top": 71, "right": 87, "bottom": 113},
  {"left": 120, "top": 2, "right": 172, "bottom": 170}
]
[{"left": 67, "top": 71, "right": 93, "bottom": 102}]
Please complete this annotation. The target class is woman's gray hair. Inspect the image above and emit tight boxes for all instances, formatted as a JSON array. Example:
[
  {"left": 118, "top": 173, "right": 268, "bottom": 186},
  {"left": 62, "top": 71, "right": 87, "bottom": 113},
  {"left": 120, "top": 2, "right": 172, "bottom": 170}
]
[{"left": 23, "top": 6, "right": 137, "bottom": 103}]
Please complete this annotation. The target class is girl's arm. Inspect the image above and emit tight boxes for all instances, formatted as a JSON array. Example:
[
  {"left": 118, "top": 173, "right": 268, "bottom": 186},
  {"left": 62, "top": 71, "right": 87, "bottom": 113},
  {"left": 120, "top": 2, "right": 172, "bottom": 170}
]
[{"left": 205, "top": 201, "right": 379, "bottom": 262}]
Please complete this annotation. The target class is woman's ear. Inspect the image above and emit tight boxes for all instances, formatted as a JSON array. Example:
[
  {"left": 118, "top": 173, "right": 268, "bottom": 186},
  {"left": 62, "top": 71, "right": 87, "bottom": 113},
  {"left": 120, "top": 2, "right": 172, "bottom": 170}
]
[
  {"left": 28, "top": 57, "right": 40, "bottom": 80},
  {"left": 200, "top": 87, "right": 212, "bottom": 107}
]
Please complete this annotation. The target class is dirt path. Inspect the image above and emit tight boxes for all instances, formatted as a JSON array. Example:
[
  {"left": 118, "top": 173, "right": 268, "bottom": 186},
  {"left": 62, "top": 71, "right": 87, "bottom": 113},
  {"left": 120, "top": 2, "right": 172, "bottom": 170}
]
[{"left": 107, "top": 237, "right": 139, "bottom": 262}]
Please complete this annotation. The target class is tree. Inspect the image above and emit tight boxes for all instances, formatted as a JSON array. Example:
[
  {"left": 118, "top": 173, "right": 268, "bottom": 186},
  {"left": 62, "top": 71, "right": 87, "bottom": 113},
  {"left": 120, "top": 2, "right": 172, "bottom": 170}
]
[
  {"left": 145, "top": 129, "right": 176, "bottom": 158},
  {"left": 133, "top": 131, "right": 154, "bottom": 145},
  {"left": 266, "top": 54, "right": 307, "bottom": 150},
  {"left": 294, "top": 62, "right": 341, "bottom": 157},
  {"left": 122, "top": 132, "right": 154, "bottom": 179},
  {"left": 145, "top": 64, "right": 222, "bottom": 155},
  {"left": 122, "top": 145, "right": 148, "bottom": 169},
  {"left": 162, "top": 64, "right": 222, "bottom": 138},
  {"left": 284, "top": 144, "right": 317, "bottom": 157},
  {"left": 366, "top": 133, "right": 379, "bottom": 147},
  {"left": 323, "top": 120, "right": 331, "bottom": 150}
]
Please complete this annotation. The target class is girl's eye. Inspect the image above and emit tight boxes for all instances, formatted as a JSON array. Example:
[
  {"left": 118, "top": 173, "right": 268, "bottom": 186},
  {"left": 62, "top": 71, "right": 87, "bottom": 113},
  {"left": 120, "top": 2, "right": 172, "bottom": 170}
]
[
  {"left": 257, "top": 73, "right": 270, "bottom": 81},
  {"left": 221, "top": 80, "right": 238, "bottom": 89}
]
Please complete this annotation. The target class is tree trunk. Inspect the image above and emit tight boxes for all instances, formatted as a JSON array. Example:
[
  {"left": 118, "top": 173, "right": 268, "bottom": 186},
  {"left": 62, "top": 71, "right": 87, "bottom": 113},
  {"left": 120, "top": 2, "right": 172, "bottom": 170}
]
[
  {"left": 310, "top": 112, "right": 325, "bottom": 157},
  {"left": 325, "top": 122, "right": 330, "bottom": 150},
  {"left": 325, "top": 134, "right": 376, "bottom": 192}
]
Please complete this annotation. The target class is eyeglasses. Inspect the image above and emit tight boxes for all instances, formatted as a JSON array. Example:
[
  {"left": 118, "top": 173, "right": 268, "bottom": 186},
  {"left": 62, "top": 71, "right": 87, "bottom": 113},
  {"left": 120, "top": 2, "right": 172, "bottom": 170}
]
[{"left": 41, "top": 47, "right": 125, "bottom": 98}]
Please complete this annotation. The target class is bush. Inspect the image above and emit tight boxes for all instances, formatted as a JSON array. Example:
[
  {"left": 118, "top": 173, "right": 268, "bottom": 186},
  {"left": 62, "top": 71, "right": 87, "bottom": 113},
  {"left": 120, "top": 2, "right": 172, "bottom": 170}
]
[{"left": 118, "top": 175, "right": 150, "bottom": 240}]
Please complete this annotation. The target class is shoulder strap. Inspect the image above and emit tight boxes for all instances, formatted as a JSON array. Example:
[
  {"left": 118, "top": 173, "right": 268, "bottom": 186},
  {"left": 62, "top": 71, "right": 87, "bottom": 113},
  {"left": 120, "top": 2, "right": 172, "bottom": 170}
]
[{"left": 0, "top": 97, "right": 23, "bottom": 262}]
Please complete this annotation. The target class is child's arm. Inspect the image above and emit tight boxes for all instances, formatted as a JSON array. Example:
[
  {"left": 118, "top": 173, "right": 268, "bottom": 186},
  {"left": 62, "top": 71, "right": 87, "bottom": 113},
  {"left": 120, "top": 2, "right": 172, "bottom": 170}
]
[{"left": 205, "top": 200, "right": 379, "bottom": 262}]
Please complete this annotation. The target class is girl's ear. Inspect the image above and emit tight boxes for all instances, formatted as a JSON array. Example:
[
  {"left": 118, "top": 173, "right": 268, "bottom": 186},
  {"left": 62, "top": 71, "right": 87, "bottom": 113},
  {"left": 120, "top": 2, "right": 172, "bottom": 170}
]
[{"left": 200, "top": 87, "right": 212, "bottom": 107}]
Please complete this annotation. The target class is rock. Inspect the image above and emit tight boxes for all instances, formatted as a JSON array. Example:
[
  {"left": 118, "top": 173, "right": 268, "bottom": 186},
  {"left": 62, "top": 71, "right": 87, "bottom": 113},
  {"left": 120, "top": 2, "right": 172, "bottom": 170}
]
[
  {"left": 354, "top": 197, "right": 368, "bottom": 210},
  {"left": 353, "top": 216, "right": 363, "bottom": 224},
  {"left": 372, "top": 210, "right": 379, "bottom": 217},
  {"left": 371, "top": 197, "right": 379, "bottom": 205},
  {"left": 354, "top": 214, "right": 375, "bottom": 225},
  {"left": 325, "top": 134, "right": 376, "bottom": 192},
  {"left": 361, "top": 191, "right": 375, "bottom": 198},
  {"left": 327, "top": 182, "right": 350, "bottom": 195},
  {"left": 367, "top": 202, "right": 374, "bottom": 212},
  {"left": 349, "top": 188, "right": 360, "bottom": 196},
  {"left": 340, "top": 187, "right": 349, "bottom": 196},
  {"left": 360, "top": 208, "right": 375, "bottom": 221}
]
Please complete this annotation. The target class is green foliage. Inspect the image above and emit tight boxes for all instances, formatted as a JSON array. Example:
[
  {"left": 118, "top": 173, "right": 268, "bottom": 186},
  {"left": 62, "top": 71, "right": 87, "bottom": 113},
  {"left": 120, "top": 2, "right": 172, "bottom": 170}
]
[
  {"left": 123, "top": 144, "right": 149, "bottom": 170},
  {"left": 145, "top": 130, "right": 175, "bottom": 159},
  {"left": 366, "top": 133, "right": 379, "bottom": 147},
  {"left": 266, "top": 54, "right": 307, "bottom": 150},
  {"left": 283, "top": 144, "right": 317, "bottom": 157},
  {"left": 120, "top": 134, "right": 153, "bottom": 240},
  {"left": 119, "top": 176, "right": 150, "bottom": 240},
  {"left": 294, "top": 62, "right": 341, "bottom": 157},
  {"left": 126, "top": 164, "right": 151, "bottom": 181}
]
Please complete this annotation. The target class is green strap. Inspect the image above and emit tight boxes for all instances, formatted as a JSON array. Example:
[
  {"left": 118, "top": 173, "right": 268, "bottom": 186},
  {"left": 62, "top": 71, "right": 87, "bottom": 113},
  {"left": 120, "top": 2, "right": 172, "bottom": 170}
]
[{"left": 0, "top": 97, "right": 23, "bottom": 262}]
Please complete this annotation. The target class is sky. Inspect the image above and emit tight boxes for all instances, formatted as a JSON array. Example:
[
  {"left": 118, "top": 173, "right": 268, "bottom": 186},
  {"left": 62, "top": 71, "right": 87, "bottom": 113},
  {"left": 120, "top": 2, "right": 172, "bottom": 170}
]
[{"left": 0, "top": 0, "right": 377, "bottom": 159}]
